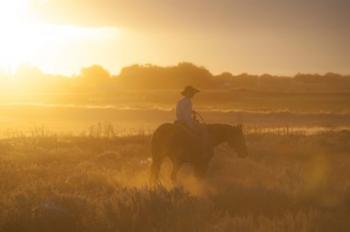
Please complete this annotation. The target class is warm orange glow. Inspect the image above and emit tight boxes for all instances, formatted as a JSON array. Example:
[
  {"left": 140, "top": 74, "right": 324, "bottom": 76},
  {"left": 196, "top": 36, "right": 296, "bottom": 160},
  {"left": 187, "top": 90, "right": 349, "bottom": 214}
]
[
  {"left": 0, "top": 0, "right": 120, "bottom": 74},
  {"left": 0, "top": 1, "right": 348, "bottom": 231}
]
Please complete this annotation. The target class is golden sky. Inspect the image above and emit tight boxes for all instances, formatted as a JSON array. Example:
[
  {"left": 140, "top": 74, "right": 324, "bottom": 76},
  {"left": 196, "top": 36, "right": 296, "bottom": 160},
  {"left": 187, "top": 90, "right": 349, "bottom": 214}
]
[{"left": 0, "top": 0, "right": 349, "bottom": 75}]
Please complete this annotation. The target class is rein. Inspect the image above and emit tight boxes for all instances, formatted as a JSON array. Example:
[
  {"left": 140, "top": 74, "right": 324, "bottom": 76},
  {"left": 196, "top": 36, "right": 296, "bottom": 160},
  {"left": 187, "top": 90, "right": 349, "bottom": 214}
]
[{"left": 194, "top": 111, "right": 207, "bottom": 124}]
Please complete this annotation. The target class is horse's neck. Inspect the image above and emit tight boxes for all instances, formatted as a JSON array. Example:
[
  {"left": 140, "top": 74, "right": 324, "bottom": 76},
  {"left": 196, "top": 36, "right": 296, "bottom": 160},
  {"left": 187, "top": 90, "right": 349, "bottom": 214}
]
[{"left": 207, "top": 124, "right": 229, "bottom": 147}]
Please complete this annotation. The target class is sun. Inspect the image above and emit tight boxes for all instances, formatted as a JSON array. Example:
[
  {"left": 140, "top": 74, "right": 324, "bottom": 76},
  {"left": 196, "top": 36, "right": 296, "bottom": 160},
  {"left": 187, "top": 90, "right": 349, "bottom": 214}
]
[
  {"left": 0, "top": 0, "right": 34, "bottom": 71},
  {"left": 0, "top": 0, "right": 29, "bottom": 19},
  {"left": 0, "top": 0, "right": 120, "bottom": 74}
]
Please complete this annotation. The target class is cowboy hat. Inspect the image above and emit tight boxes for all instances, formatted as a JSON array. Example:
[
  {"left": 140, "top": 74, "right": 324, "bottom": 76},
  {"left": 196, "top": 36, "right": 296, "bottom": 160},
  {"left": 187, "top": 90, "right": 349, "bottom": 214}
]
[{"left": 181, "top": 86, "right": 200, "bottom": 96}]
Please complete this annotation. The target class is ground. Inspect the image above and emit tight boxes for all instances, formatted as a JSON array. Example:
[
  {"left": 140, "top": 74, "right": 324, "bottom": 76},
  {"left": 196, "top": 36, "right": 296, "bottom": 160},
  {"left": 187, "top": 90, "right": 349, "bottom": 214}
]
[{"left": 0, "top": 129, "right": 349, "bottom": 232}]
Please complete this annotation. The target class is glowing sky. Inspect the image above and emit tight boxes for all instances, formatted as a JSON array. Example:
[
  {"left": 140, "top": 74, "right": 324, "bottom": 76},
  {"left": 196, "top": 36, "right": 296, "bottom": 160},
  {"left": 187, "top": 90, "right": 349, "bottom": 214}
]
[{"left": 1, "top": 0, "right": 349, "bottom": 75}]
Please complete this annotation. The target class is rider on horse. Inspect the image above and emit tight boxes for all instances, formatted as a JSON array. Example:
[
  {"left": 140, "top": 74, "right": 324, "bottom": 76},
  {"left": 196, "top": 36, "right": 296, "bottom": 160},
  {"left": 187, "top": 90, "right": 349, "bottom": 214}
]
[
  {"left": 175, "top": 85, "right": 211, "bottom": 159},
  {"left": 149, "top": 86, "right": 248, "bottom": 183},
  {"left": 176, "top": 86, "right": 200, "bottom": 129}
]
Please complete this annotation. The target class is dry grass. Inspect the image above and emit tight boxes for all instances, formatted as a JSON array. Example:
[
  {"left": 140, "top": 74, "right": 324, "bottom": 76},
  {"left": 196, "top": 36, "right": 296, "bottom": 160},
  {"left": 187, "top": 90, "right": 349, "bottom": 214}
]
[{"left": 0, "top": 130, "right": 349, "bottom": 232}]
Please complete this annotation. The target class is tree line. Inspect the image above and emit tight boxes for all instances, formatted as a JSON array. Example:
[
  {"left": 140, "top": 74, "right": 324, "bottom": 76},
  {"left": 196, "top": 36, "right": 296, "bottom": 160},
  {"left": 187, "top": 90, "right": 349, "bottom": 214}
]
[{"left": 0, "top": 62, "right": 349, "bottom": 93}]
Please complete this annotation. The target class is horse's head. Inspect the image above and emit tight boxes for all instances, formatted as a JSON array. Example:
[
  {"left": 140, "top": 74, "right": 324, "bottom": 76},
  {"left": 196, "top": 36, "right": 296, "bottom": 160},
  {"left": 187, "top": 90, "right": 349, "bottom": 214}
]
[{"left": 226, "top": 124, "right": 248, "bottom": 158}]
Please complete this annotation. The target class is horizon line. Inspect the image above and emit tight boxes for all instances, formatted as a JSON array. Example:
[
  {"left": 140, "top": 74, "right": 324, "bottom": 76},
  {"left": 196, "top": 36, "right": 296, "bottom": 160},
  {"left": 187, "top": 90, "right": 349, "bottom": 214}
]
[{"left": 0, "top": 62, "right": 349, "bottom": 78}]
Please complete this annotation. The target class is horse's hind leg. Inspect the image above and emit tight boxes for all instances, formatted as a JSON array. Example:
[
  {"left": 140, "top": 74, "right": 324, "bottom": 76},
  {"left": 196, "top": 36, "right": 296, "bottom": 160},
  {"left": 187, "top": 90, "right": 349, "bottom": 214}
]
[
  {"left": 171, "top": 161, "right": 180, "bottom": 184},
  {"left": 150, "top": 158, "right": 161, "bottom": 185}
]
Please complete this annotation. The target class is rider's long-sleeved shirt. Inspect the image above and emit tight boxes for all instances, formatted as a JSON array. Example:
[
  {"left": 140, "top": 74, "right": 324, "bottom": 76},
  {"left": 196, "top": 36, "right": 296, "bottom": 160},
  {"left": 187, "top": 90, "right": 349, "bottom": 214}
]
[{"left": 176, "top": 97, "right": 193, "bottom": 127}]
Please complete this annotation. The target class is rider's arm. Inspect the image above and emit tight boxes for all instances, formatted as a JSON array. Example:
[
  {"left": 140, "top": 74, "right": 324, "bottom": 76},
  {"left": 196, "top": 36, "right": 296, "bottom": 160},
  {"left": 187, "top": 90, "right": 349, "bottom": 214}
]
[{"left": 183, "top": 99, "right": 194, "bottom": 126}]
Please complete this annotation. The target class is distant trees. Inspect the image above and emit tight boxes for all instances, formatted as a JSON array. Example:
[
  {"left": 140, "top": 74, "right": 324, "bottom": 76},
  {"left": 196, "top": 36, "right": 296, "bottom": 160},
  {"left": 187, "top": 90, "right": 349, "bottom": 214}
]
[
  {"left": 16, "top": 64, "right": 45, "bottom": 81},
  {"left": 0, "top": 62, "right": 349, "bottom": 93},
  {"left": 81, "top": 65, "right": 111, "bottom": 82},
  {"left": 118, "top": 62, "right": 215, "bottom": 89},
  {"left": 212, "top": 71, "right": 350, "bottom": 93},
  {"left": 77, "top": 65, "right": 113, "bottom": 91}
]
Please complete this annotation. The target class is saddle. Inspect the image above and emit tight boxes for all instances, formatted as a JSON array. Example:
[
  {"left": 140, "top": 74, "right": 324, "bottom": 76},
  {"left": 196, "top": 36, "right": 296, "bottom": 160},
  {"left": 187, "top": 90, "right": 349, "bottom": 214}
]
[
  {"left": 173, "top": 121, "right": 210, "bottom": 154},
  {"left": 174, "top": 120, "right": 202, "bottom": 138}
]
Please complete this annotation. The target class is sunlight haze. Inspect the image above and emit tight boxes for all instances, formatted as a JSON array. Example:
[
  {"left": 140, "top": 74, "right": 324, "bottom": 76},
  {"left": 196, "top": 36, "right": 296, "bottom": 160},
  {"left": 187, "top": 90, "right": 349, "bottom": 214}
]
[
  {"left": 0, "top": 2, "right": 350, "bottom": 231},
  {"left": 0, "top": 0, "right": 349, "bottom": 75}
]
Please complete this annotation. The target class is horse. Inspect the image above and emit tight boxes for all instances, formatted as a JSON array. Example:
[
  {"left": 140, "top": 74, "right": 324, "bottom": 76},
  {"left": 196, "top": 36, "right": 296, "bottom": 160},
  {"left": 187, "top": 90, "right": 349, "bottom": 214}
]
[{"left": 150, "top": 123, "right": 248, "bottom": 184}]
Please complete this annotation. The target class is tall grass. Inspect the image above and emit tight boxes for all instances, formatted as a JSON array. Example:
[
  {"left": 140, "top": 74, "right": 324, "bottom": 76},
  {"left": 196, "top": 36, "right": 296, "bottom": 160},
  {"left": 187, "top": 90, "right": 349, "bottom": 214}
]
[{"left": 0, "top": 129, "right": 349, "bottom": 232}]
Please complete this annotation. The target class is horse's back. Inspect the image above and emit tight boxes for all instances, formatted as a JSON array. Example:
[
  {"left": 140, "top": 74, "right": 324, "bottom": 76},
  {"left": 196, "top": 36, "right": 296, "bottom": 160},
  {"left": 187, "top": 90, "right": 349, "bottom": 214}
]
[
  {"left": 152, "top": 122, "right": 196, "bottom": 143},
  {"left": 153, "top": 123, "right": 175, "bottom": 134},
  {"left": 152, "top": 122, "right": 194, "bottom": 156},
  {"left": 152, "top": 123, "right": 175, "bottom": 143}
]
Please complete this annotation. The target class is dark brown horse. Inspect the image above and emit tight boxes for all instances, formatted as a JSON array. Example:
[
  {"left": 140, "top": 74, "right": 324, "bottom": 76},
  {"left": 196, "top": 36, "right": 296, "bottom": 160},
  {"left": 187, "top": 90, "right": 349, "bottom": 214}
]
[{"left": 150, "top": 123, "right": 248, "bottom": 184}]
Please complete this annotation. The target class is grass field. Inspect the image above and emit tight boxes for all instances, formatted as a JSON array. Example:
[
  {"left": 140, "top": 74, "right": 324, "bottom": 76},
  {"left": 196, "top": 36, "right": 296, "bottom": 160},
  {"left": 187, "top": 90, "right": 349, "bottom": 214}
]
[{"left": 0, "top": 129, "right": 349, "bottom": 232}]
